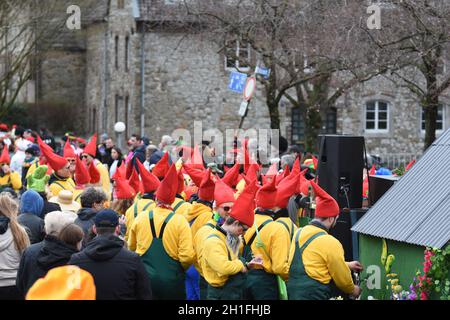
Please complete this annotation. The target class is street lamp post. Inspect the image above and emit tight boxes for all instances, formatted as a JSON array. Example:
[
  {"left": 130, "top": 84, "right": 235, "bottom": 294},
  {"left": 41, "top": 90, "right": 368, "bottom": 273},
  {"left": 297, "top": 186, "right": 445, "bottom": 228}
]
[{"left": 114, "top": 122, "right": 126, "bottom": 150}]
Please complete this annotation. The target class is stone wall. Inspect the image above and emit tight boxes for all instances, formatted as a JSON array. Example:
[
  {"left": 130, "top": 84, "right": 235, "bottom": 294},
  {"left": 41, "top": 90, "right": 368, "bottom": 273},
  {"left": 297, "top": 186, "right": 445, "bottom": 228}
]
[{"left": 138, "top": 31, "right": 291, "bottom": 148}]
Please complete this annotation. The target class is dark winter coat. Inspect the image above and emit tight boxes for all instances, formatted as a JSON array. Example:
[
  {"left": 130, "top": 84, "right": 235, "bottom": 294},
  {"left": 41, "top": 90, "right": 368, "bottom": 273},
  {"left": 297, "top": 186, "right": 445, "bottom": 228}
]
[{"left": 74, "top": 208, "right": 97, "bottom": 248}]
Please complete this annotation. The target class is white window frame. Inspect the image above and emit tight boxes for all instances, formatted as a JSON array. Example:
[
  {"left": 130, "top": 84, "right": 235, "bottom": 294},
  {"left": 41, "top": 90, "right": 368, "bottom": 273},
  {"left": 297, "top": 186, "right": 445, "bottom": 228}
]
[
  {"left": 364, "top": 100, "right": 390, "bottom": 133},
  {"left": 224, "top": 40, "right": 250, "bottom": 72},
  {"left": 421, "top": 105, "right": 445, "bottom": 133}
]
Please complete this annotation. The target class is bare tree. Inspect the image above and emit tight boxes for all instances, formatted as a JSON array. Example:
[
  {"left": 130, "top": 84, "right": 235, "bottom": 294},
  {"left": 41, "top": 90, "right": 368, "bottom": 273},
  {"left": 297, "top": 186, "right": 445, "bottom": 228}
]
[
  {"left": 182, "top": 0, "right": 402, "bottom": 152},
  {"left": 364, "top": 0, "right": 450, "bottom": 150}
]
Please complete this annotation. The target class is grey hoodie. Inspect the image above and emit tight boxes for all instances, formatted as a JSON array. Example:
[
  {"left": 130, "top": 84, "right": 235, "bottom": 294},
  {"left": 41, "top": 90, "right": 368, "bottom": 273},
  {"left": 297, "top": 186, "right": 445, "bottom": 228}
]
[{"left": 0, "top": 219, "right": 22, "bottom": 287}]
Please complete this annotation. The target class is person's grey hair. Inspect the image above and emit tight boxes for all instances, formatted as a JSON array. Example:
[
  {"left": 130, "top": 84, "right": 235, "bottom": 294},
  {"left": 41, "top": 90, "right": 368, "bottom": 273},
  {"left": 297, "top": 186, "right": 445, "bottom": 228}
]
[
  {"left": 44, "top": 211, "right": 77, "bottom": 237},
  {"left": 160, "top": 135, "right": 174, "bottom": 146},
  {"left": 281, "top": 154, "right": 296, "bottom": 170},
  {"left": 80, "top": 187, "right": 107, "bottom": 208},
  {"left": 146, "top": 144, "right": 158, "bottom": 154}
]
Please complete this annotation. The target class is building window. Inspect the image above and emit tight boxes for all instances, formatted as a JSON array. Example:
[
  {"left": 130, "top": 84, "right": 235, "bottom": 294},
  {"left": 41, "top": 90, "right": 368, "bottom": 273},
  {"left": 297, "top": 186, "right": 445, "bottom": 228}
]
[
  {"left": 365, "top": 100, "right": 389, "bottom": 132},
  {"left": 225, "top": 40, "right": 250, "bottom": 71},
  {"left": 421, "top": 105, "right": 444, "bottom": 132},
  {"left": 291, "top": 108, "right": 305, "bottom": 146},
  {"left": 114, "top": 36, "right": 119, "bottom": 70},
  {"left": 125, "top": 36, "right": 129, "bottom": 72},
  {"left": 118, "top": 0, "right": 125, "bottom": 9},
  {"left": 321, "top": 107, "right": 337, "bottom": 134},
  {"left": 125, "top": 95, "right": 130, "bottom": 138}
]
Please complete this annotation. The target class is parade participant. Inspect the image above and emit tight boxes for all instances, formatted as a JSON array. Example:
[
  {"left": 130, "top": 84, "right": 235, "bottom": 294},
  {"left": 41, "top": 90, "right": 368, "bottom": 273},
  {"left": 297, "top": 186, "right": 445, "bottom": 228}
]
[
  {"left": 38, "top": 139, "right": 75, "bottom": 197},
  {"left": 74, "top": 187, "right": 108, "bottom": 248},
  {"left": 0, "top": 194, "right": 30, "bottom": 300},
  {"left": 26, "top": 165, "right": 61, "bottom": 218},
  {"left": 287, "top": 181, "right": 363, "bottom": 300},
  {"left": 221, "top": 162, "right": 241, "bottom": 190},
  {"left": 194, "top": 177, "right": 235, "bottom": 299},
  {"left": 69, "top": 209, "right": 152, "bottom": 300},
  {"left": 17, "top": 190, "right": 45, "bottom": 244},
  {"left": 63, "top": 138, "right": 77, "bottom": 179},
  {"left": 128, "top": 164, "right": 194, "bottom": 300},
  {"left": 10, "top": 127, "right": 32, "bottom": 177},
  {"left": 124, "top": 160, "right": 159, "bottom": 241},
  {"left": 0, "top": 146, "right": 22, "bottom": 192},
  {"left": 182, "top": 167, "right": 215, "bottom": 237},
  {"left": 16, "top": 211, "right": 78, "bottom": 298},
  {"left": 274, "top": 171, "right": 301, "bottom": 240},
  {"left": 21, "top": 145, "right": 40, "bottom": 186},
  {"left": 111, "top": 178, "right": 136, "bottom": 215},
  {"left": 109, "top": 146, "right": 124, "bottom": 180},
  {"left": 171, "top": 169, "right": 192, "bottom": 216},
  {"left": 151, "top": 151, "right": 170, "bottom": 180},
  {"left": 202, "top": 180, "right": 261, "bottom": 300},
  {"left": 242, "top": 176, "right": 291, "bottom": 300},
  {"left": 125, "top": 134, "right": 147, "bottom": 177},
  {"left": 25, "top": 266, "right": 96, "bottom": 300},
  {"left": 82, "top": 134, "right": 111, "bottom": 198},
  {"left": 49, "top": 190, "right": 81, "bottom": 214},
  {"left": 72, "top": 156, "right": 91, "bottom": 204}
]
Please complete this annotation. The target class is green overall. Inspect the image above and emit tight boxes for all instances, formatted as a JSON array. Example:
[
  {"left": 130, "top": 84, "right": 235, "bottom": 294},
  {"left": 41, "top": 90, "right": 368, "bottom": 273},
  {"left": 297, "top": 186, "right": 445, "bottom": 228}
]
[
  {"left": 133, "top": 201, "right": 153, "bottom": 218},
  {"left": 287, "top": 229, "right": 332, "bottom": 300},
  {"left": 141, "top": 210, "right": 186, "bottom": 300},
  {"left": 206, "top": 234, "right": 245, "bottom": 300},
  {"left": 242, "top": 219, "right": 278, "bottom": 300},
  {"left": 199, "top": 222, "right": 216, "bottom": 300}
]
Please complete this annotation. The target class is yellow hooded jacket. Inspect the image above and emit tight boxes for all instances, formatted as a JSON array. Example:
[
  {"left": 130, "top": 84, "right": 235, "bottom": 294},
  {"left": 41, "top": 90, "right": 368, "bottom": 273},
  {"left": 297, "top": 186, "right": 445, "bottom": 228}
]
[
  {"left": 288, "top": 224, "right": 355, "bottom": 294},
  {"left": 171, "top": 197, "right": 192, "bottom": 217},
  {"left": 49, "top": 175, "right": 75, "bottom": 197},
  {"left": 128, "top": 206, "right": 195, "bottom": 270},
  {"left": 193, "top": 219, "right": 217, "bottom": 276},
  {"left": 202, "top": 227, "right": 245, "bottom": 288},
  {"left": 184, "top": 202, "right": 213, "bottom": 238},
  {"left": 95, "top": 161, "right": 111, "bottom": 199},
  {"left": 244, "top": 214, "right": 291, "bottom": 281},
  {"left": 124, "top": 198, "right": 155, "bottom": 242},
  {"left": 0, "top": 171, "right": 22, "bottom": 191}
]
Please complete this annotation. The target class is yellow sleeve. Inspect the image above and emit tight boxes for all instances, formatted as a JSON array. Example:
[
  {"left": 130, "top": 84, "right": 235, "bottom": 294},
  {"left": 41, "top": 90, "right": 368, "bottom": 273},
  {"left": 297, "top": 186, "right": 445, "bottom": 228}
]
[
  {"left": 25, "top": 162, "right": 37, "bottom": 178},
  {"left": 49, "top": 182, "right": 62, "bottom": 197},
  {"left": 127, "top": 213, "right": 152, "bottom": 255},
  {"left": 97, "top": 163, "right": 111, "bottom": 198},
  {"left": 10, "top": 172, "right": 22, "bottom": 190},
  {"left": 326, "top": 239, "right": 355, "bottom": 294},
  {"left": 127, "top": 216, "right": 138, "bottom": 252},
  {"left": 174, "top": 216, "right": 195, "bottom": 270},
  {"left": 269, "top": 225, "right": 291, "bottom": 281},
  {"left": 124, "top": 204, "right": 135, "bottom": 242},
  {"left": 204, "top": 238, "right": 244, "bottom": 276}
]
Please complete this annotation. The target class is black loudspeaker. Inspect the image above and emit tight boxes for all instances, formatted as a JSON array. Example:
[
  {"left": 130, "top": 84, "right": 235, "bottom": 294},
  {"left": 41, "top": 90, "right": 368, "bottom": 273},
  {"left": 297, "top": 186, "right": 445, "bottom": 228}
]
[
  {"left": 368, "top": 175, "right": 400, "bottom": 206},
  {"left": 329, "top": 208, "right": 368, "bottom": 261},
  {"left": 317, "top": 135, "right": 365, "bottom": 209}
]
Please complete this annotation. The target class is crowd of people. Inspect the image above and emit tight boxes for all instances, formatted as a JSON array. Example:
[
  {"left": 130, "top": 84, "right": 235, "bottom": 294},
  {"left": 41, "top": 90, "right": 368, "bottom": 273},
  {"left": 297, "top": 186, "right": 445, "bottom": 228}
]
[{"left": 0, "top": 123, "right": 364, "bottom": 300}]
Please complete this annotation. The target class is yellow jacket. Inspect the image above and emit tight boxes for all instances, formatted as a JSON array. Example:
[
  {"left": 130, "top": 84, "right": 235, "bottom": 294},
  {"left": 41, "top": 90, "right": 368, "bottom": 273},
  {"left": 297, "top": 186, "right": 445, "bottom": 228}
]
[
  {"left": 244, "top": 214, "right": 291, "bottom": 280},
  {"left": 234, "top": 178, "right": 246, "bottom": 199},
  {"left": 202, "top": 228, "right": 245, "bottom": 287},
  {"left": 171, "top": 197, "right": 192, "bottom": 217},
  {"left": 184, "top": 202, "right": 213, "bottom": 238},
  {"left": 95, "top": 161, "right": 111, "bottom": 200},
  {"left": 288, "top": 225, "right": 354, "bottom": 294},
  {"left": 0, "top": 172, "right": 22, "bottom": 191},
  {"left": 193, "top": 219, "right": 217, "bottom": 276},
  {"left": 124, "top": 198, "right": 155, "bottom": 242},
  {"left": 24, "top": 159, "right": 40, "bottom": 178},
  {"left": 276, "top": 217, "right": 298, "bottom": 241},
  {"left": 49, "top": 176, "right": 75, "bottom": 197},
  {"left": 128, "top": 206, "right": 194, "bottom": 270}
]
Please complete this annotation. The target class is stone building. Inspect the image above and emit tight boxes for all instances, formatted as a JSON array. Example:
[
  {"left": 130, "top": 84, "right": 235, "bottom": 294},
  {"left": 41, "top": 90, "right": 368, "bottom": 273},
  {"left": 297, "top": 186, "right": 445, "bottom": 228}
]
[{"left": 31, "top": 0, "right": 449, "bottom": 163}]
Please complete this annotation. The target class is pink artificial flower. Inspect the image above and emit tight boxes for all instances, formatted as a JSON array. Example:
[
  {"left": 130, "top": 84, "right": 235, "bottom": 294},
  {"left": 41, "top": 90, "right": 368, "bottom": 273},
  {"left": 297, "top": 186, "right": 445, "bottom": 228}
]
[{"left": 420, "top": 292, "right": 428, "bottom": 300}]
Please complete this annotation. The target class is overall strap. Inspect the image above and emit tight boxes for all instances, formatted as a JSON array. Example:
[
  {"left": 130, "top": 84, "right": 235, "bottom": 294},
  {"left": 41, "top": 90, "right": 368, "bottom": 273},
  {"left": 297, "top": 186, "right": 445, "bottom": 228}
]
[
  {"left": 204, "top": 222, "right": 216, "bottom": 229},
  {"left": 299, "top": 231, "right": 327, "bottom": 253},
  {"left": 207, "top": 234, "right": 231, "bottom": 261},
  {"left": 172, "top": 200, "right": 184, "bottom": 213},
  {"left": 133, "top": 202, "right": 139, "bottom": 218},
  {"left": 148, "top": 211, "right": 157, "bottom": 238},
  {"left": 74, "top": 193, "right": 82, "bottom": 202},
  {"left": 142, "top": 201, "right": 153, "bottom": 211},
  {"left": 52, "top": 181, "right": 66, "bottom": 190},
  {"left": 245, "top": 219, "right": 272, "bottom": 248},
  {"left": 158, "top": 212, "right": 175, "bottom": 239}
]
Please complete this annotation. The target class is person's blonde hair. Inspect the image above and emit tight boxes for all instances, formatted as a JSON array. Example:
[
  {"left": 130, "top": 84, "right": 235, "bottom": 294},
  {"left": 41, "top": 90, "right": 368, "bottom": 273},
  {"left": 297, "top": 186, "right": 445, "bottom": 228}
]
[{"left": 0, "top": 194, "right": 30, "bottom": 253}]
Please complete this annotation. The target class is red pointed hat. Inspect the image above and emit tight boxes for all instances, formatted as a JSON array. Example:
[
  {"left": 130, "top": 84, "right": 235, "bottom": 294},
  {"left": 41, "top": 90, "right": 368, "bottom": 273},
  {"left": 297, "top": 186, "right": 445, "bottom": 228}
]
[
  {"left": 312, "top": 156, "right": 319, "bottom": 170},
  {"left": 214, "top": 177, "right": 235, "bottom": 207},
  {"left": 405, "top": 159, "right": 415, "bottom": 171},
  {"left": 75, "top": 157, "right": 90, "bottom": 185},
  {"left": 41, "top": 147, "right": 68, "bottom": 171},
  {"left": 230, "top": 179, "right": 258, "bottom": 228},
  {"left": 198, "top": 168, "right": 215, "bottom": 201},
  {"left": 177, "top": 169, "right": 185, "bottom": 195},
  {"left": 298, "top": 169, "right": 310, "bottom": 195},
  {"left": 37, "top": 135, "right": 54, "bottom": 153},
  {"left": 310, "top": 180, "right": 340, "bottom": 218},
  {"left": 115, "top": 178, "right": 136, "bottom": 200},
  {"left": 369, "top": 164, "right": 376, "bottom": 175},
  {"left": 245, "top": 163, "right": 259, "bottom": 183},
  {"left": 291, "top": 156, "right": 301, "bottom": 175},
  {"left": 152, "top": 152, "right": 170, "bottom": 179},
  {"left": 182, "top": 163, "right": 204, "bottom": 187},
  {"left": 189, "top": 144, "right": 204, "bottom": 170},
  {"left": 255, "top": 175, "right": 278, "bottom": 209},
  {"left": 112, "top": 162, "right": 125, "bottom": 181},
  {"left": 136, "top": 159, "right": 160, "bottom": 193},
  {"left": 222, "top": 162, "right": 241, "bottom": 188},
  {"left": 88, "top": 162, "right": 101, "bottom": 184},
  {"left": 83, "top": 134, "right": 97, "bottom": 157},
  {"left": 155, "top": 164, "right": 178, "bottom": 204},
  {"left": 0, "top": 146, "right": 10, "bottom": 164},
  {"left": 63, "top": 139, "right": 76, "bottom": 159},
  {"left": 275, "top": 172, "right": 300, "bottom": 209},
  {"left": 128, "top": 167, "right": 140, "bottom": 196}
]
